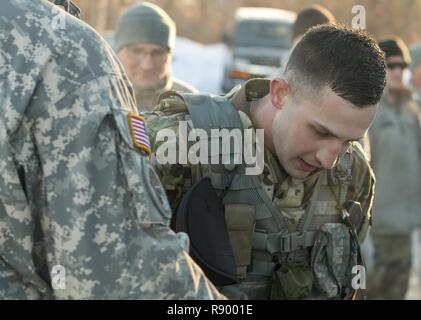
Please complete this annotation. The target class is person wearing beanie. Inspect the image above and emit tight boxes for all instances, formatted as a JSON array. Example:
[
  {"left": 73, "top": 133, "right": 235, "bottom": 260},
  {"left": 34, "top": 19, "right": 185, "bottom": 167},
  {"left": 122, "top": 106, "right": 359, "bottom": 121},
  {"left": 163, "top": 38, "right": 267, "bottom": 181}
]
[
  {"left": 367, "top": 36, "right": 421, "bottom": 300},
  {"left": 378, "top": 37, "right": 412, "bottom": 91},
  {"left": 115, "top": 2, "right": 197, "bottom": 112},
  {"left": 291, "top": 5, "right": 336, "bottom": 46},
  {"left": 410, "top": 42, "right": 421, "bottom": 101}
]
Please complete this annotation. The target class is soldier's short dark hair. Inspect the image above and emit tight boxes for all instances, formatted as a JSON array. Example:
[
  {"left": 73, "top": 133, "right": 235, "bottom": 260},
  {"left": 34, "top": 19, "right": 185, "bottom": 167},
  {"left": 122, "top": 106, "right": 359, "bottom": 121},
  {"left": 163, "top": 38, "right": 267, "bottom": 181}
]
[
  {"left": 285, "top": 24, "right": 386, "bottom": 107},
  {"left": 292, "top": 5, "right": 336, "bottom": 43}
]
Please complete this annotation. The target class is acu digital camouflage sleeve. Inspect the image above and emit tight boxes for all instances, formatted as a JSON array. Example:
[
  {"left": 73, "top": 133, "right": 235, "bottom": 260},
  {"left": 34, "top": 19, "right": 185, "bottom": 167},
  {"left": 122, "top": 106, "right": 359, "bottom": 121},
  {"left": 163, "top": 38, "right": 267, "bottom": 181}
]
[{"left": 0, "top": 0, "right": 224, "bottom": 300}]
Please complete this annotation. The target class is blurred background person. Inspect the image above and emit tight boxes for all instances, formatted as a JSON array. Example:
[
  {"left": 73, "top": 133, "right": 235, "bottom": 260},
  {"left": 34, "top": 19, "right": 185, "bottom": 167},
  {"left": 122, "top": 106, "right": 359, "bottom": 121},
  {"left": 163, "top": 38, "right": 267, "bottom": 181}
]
[
  {"left": 114, "top": 2, "right": 197, "bottom": 111},
  {"left": 410, "top": 41, "right": 421, "bottom": 291},
  {"left": 367, "top": 36, "right": 421, "bottom": 300},
  {"left": 291, "top": 4, "right": 337, "bottom": 46},
  {"left": 410, "top": 42, "right": 421, "bottom": 101}
]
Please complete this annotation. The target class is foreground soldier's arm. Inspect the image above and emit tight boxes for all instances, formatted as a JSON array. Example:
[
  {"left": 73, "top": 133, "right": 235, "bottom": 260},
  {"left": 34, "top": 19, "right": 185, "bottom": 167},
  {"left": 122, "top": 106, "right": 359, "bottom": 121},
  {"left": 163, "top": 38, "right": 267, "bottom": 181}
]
[{"left": 0, "top": 0, "right": 223, "bottom": 299}]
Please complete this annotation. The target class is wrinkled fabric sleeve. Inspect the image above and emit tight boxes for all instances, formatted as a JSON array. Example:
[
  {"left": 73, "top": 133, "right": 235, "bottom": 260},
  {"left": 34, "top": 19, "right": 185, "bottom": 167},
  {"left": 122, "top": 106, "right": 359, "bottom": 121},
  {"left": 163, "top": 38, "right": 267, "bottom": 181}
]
[
  {"left": 348, "top": 143, "right": 375, "bottom": 243},
  {"left": 36, "top": 75, "right": 224, "bottom": 299},
  {"left": 145, "top": 108, "right": 196, "bottom": 212},
  {"left": 0, "top": 0, "right": 223, "bottom": 299},
  {"left": 1, "top": 74, "right": 224, "bottom": 299}
]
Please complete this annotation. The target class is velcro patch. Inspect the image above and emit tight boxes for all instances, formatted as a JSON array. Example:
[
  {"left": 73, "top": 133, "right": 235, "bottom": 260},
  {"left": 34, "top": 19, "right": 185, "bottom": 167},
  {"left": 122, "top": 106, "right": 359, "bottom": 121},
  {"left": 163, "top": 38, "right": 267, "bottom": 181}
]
[{"left": 128, "top": 112, "right": 151, "bottom": 156}]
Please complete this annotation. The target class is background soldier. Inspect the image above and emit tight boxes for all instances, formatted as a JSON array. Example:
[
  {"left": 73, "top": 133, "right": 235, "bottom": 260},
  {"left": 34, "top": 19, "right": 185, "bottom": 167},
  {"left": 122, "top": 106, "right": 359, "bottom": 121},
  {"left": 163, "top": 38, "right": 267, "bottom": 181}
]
[
  {"left": 367, "top": 37, "right": 421, "bottom": 300},
  {"left": 0, "top": 0, "right": 223, "bottom": 300},
  {"left": 291, "top": 4, "right": 337, "bottom": 46},
  {"left": 145, "top": 25, "right": 386, "bottom": 299},
  {"left": 410, "top": 42, "right": 421, "bottom": 101},
  {"left": 114, "top": 2, "right": 197, "bottom": 112},
  {"left": 409, "top": 41, "right": 421, "bottom": 295}
]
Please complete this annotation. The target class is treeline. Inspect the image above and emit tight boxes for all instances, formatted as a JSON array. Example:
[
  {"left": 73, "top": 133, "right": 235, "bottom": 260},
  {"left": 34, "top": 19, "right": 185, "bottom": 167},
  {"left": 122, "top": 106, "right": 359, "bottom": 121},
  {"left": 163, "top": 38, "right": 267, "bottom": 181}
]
[{"left": 73, "top": 0, "right": 421, "bottom": 46}]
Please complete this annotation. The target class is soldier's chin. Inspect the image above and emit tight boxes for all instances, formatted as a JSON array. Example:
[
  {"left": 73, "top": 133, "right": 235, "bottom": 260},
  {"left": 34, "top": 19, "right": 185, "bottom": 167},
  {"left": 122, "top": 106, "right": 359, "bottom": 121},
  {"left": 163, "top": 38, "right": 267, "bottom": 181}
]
[
  {"left": 134, "top": 79, "right": 160, "bottom": 90},
  {"left": 285, "top": 162, "right": 311, "bottom": 179}
]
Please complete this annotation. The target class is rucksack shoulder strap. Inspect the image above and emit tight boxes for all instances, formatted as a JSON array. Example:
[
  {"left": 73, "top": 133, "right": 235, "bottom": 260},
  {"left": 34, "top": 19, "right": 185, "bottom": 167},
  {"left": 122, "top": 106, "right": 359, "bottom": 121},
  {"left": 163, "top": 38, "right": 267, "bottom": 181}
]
[{"left": 179, "top": 92, "right": 243, "bottom": 131}]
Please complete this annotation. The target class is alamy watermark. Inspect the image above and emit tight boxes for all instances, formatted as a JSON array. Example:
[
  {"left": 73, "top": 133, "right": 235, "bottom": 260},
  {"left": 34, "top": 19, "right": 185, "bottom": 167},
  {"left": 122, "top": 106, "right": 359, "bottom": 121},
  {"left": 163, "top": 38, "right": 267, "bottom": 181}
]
[
  {"left": 51, "top": 265, "right": 66, "bottom": 290},
  {"left": 351, "top": 265, "right": 366, "bottom": 290},
  {"left": 155, "top": 121, "right": 265, "bottom": 175},
  {"left": 352, "top": 5, "right": 367, "bottom": 30}
]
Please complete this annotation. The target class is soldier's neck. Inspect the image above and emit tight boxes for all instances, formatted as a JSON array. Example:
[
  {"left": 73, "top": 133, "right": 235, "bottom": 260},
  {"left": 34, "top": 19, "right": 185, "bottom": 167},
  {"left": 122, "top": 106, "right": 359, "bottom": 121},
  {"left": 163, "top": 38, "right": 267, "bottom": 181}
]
[
  {"left": 135, "top": 76, "right": 171, "bottom": 98},
  {"left": 250, "top": 94, "right": 276, "bottom": 153}
]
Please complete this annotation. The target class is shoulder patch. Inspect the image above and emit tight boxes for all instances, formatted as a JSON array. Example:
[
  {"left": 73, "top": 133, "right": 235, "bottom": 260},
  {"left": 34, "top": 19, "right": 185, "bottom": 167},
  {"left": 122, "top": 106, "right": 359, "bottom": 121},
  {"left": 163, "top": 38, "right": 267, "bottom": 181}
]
[{"left": 128, "top": 112, "right": 151, "bottom": 156}]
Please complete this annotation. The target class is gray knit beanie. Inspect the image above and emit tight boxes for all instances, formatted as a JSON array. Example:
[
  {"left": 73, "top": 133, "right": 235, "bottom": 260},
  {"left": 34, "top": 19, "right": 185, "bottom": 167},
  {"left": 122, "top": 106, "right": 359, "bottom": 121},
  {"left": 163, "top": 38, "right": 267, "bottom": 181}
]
[
  {"left": 114, "top": 2, "right": 176, "bottom": 52},
  {"left": 410, "top": 42, "right": 421, "bottom": 71}
]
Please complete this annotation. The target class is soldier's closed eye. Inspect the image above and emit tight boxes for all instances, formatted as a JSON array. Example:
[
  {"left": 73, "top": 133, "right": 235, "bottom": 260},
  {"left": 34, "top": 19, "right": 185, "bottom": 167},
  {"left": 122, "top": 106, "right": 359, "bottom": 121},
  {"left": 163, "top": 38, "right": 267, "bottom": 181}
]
[
  {"left": 315, "top": 129, "right": 330, "bottom": 138},
  {"left": 310, "top": 125, "right": 330, "bottom": 138}
]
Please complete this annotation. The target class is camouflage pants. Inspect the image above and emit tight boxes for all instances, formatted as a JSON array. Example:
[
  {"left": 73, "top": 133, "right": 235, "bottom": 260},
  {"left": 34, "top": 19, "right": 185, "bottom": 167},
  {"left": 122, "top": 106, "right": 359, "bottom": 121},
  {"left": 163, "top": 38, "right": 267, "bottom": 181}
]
[{"left": 367, "top": 233, "right": 412, "bottom": 300}]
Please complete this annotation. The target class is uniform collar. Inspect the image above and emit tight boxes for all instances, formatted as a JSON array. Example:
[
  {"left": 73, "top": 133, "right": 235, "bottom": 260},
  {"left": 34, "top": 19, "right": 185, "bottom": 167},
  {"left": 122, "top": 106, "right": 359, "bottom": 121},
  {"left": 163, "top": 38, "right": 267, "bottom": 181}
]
[{"left": 228, "top": 78, "right": 271, "bottom": 109}]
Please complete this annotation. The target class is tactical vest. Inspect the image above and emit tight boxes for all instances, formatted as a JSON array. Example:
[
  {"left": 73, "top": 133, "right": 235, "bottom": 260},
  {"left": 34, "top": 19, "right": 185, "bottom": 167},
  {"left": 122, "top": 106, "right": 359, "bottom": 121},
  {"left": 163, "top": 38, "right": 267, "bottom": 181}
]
[{"left": 165, "top": 91, "right": 364, "bottom": 300}]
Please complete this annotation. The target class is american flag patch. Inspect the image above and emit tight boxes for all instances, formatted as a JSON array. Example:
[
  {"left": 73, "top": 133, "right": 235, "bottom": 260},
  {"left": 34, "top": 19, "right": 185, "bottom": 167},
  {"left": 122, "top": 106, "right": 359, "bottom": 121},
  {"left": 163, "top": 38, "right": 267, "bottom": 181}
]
[{"left": 128, "top": 112, "right": 152, "bottom": 156}]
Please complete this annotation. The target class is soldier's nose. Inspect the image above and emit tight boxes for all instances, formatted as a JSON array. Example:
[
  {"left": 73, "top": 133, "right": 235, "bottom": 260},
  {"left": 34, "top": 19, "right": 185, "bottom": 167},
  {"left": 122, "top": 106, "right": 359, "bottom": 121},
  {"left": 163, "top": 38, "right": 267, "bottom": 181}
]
[
  {"left": 139, "top": 55, "right": 155, "bottom": 70},
  {"left": 316, "top": 142, "right": 342, "bottom": 170}
]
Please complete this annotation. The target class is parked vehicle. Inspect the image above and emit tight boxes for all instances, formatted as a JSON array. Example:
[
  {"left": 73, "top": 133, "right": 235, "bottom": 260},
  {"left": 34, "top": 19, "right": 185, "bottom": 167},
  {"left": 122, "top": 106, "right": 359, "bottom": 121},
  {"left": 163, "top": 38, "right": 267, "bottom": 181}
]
[{"left": 222, "top": 7, "right": 296, "bottom": 92}]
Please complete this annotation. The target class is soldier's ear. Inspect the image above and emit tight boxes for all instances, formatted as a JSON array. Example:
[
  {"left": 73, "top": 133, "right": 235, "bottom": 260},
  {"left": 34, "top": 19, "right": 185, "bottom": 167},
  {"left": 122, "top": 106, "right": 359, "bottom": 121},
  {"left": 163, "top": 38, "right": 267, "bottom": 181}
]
[{"left": 270, "top": 78, "right": 289, "bottom": 110}]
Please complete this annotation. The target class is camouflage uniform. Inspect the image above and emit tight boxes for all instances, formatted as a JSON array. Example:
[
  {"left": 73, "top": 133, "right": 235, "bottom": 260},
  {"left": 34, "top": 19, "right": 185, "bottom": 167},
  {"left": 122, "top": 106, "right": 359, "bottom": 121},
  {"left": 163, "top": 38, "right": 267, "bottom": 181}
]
[
  {"left": 367, "top": 87, "right": 421, "bottom": 300},
  {"left": 145, "top": 79, "right": 375, "bottom": 300},
  {"left": 0, "top": 0, "right": 224, "bottom": 300},
  {"left": 367, "top": 234, "right": 412, "bottom": 300},
  {"left": 410, "top": 42, "right": 421, "bottom": 103}
]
